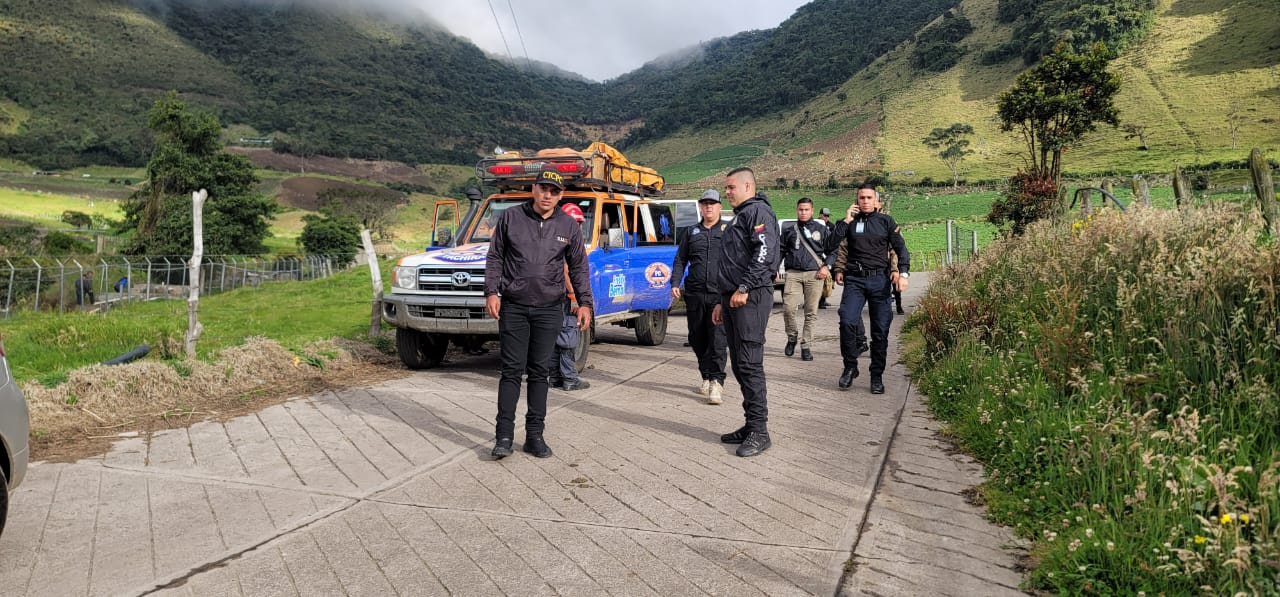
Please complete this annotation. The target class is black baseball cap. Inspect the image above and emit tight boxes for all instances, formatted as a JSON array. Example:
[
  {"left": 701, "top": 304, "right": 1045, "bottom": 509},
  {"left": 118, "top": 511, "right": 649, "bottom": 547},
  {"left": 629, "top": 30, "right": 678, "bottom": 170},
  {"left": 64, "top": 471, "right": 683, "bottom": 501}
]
[{"left": 535, "top": 168, "right": 565, "bottom": 189}]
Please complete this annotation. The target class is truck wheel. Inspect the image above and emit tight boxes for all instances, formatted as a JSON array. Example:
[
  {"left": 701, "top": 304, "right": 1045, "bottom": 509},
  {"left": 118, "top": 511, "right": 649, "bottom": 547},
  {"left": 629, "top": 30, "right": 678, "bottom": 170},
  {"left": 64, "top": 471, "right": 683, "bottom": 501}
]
[
  {"left": 634, "top": 309, "right": 667, "bottom": 346},
  {"left": 573, "top": 324, "right": 592, "bottom": 372},
  {"left": 397, "top": 328, "right": 448, "bottom": 369}
]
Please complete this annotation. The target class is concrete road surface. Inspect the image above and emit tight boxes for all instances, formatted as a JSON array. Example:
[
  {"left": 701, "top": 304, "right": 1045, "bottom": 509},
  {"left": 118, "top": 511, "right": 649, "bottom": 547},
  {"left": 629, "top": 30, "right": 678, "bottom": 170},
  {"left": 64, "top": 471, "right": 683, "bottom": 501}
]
[{"left": 0, "top": 273, "right": 1026, "bottom": 596}]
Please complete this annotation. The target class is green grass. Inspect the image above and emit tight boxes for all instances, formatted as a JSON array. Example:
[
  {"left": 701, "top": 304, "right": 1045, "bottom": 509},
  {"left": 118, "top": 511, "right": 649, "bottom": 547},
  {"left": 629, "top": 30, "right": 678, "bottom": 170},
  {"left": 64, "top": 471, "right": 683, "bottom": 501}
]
[
  {"left": 660, "top": 143, "right": 769, "bottom": 184},
  {"left": 0, "top": 187, "right": 125, "bottom": 227},
  {"left": 2, "top": 260, "right": 395, "bottom": 387}
]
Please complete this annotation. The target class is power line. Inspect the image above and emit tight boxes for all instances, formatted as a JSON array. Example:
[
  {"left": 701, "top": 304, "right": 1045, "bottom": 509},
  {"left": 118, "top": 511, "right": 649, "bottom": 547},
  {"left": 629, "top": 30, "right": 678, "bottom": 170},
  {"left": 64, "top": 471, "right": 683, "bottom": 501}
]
[
  {"left": 485, "top": 0, "right": 515, "bottom": 65},
  {"left": 505, "top": 0, "right": 532, "bottom": 69}
]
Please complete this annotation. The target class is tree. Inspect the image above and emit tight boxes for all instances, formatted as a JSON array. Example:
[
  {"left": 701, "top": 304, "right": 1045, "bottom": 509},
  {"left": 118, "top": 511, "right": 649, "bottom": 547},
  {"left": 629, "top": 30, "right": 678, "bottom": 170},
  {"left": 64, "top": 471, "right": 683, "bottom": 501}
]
[
  {"left": 921, "top": 123, "right": 975, "bottom": 188},
  {"left": 775, "top": 177, "right": 788, "bottom": 190},
  {"left": 996, "top": 43, "right": 1121, "bottom": 184},
  {"left": 791, "top": 179, "right": 800, "bottom": 190},
  {"left": 1122, "top": 123, "right": 1149, "bottom": 150},
  {"left": 317, "top": 188, "right": 403, "bottom": 240},
  {"left": 1227, "top": 103, "right": 1248, "bottom": 149},
  {"left": 298, "top": 212, "right": 362, "bottom": 261},
  {"left": 119, "top": 93, "right": 277, "bottom": 255},
  {"left": 826, "top": 174, "right": 839, "bottom": 189}
]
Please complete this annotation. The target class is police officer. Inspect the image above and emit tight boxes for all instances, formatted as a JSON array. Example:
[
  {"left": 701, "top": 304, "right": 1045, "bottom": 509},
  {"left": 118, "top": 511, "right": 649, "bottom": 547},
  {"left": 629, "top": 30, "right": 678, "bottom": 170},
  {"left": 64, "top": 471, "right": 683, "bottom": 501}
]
[
  {"left": 712, "top": 167, "right": 781, "bottom": 457},
  {"left": 818, "top": 207, "right": 836, "bottom": 309},
  {"left": 485, "top": 168, "right": 593, "bottom": 460},
  {"left": 672, "top": 189, "right": 729, "bottom": 404},
  {"left": 830, "top": 185, "right": 909, "bottom": 394},
  {"left": 780, "top": 197, "right": 831, "bottom": 361}
]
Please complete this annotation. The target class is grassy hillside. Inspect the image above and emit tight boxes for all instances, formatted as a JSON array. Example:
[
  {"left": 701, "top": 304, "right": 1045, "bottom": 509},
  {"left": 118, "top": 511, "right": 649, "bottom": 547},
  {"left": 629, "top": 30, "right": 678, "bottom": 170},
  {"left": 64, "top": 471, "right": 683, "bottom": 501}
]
[{"left": 634, "top": 0, "right": 1279, "bottom": 185}]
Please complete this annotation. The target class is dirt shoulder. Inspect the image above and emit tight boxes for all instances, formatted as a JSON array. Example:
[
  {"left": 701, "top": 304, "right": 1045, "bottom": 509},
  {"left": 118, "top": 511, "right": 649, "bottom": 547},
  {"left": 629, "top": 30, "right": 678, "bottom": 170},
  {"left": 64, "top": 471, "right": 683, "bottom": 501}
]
[{"left": 24, "top": 337, "right": 414, "bottom": 463}]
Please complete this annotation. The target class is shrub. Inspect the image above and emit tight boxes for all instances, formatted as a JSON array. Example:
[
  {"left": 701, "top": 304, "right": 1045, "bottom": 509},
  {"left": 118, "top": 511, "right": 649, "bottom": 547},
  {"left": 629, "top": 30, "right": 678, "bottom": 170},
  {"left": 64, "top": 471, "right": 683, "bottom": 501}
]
[{"left": 988, "top": 171, "right": 1059, "bottom": 234}]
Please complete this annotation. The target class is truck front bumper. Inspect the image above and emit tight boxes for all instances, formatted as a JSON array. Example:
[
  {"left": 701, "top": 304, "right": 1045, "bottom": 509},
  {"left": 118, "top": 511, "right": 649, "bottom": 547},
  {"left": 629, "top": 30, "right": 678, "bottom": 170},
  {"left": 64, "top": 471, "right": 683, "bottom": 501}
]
[{"left": 380, "top": 293, "right": 500, "bottom": 334}]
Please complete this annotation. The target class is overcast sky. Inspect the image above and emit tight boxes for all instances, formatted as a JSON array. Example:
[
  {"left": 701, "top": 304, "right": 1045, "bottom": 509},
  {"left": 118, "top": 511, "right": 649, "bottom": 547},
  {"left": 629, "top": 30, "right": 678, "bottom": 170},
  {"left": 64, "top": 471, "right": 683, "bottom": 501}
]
[{"left": 413, "top": 1, "right": 812, "bottom": 81}]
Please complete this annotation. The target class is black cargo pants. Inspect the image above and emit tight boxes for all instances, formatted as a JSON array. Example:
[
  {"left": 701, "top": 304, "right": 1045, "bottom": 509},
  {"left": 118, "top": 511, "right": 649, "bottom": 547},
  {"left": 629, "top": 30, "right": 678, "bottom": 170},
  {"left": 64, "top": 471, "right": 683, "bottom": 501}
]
[
  {"left": 685, "top": 290, "right": 727, "bottom": 384},
  {"left": 721, "top": 286, "right": 773, "bottom": 433}
]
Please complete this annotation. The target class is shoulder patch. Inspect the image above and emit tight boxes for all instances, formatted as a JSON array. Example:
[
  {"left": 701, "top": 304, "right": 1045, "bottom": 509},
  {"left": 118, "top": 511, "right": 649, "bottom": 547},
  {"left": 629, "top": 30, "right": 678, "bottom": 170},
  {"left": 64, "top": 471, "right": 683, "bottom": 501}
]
[{"left": 753, "top": 223, "right": 767, "bottom": 233}]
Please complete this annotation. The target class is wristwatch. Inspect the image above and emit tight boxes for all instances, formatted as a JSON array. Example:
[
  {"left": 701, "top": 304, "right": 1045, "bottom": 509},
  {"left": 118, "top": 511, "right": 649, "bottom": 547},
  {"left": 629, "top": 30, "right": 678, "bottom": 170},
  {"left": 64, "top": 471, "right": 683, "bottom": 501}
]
[
  {"left": 736, "top": 284, "right": 749, "bottom": 294},
  {"left": 899, "top": 272, "right": 910, "bottom": 278}
]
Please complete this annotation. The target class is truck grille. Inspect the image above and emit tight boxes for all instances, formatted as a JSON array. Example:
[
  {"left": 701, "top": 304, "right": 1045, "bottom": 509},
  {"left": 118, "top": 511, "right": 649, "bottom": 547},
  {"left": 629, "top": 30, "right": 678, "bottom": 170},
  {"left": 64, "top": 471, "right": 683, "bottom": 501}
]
[
  {"left": 416, "top": 267, "right": 485, "bottom": 292},
  {"left": 406, "top": 305, "right": 488, "bottom": 319}
]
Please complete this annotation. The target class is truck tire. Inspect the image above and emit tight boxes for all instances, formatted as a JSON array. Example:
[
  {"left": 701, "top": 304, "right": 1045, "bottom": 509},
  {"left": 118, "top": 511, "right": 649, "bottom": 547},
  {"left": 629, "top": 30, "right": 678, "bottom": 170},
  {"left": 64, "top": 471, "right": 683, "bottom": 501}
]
[
  {"left": 634, "top": 309, "right": 667, "bottom": 346},
  {"left": 573, "top": 323, "right": 592, "bottom": 372},
  {"left": 397, "top": 328, "right": 448, "bottom": 369},
  {"left": 0, "top": 468, "right": 8, "bottom": 538}
]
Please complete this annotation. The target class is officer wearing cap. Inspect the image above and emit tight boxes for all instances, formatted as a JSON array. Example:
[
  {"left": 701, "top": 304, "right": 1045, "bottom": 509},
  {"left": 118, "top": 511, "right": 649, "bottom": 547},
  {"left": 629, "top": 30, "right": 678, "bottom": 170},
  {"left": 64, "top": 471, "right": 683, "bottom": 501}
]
[
  {"left": 671, "top": 189, "right": 729, "bottom": 404},
  {"left": 485, "top": 168, "right": 593, "bottom": 460},
  {"left": 829, "top": 184, "right": 909, "bottom": 394}
]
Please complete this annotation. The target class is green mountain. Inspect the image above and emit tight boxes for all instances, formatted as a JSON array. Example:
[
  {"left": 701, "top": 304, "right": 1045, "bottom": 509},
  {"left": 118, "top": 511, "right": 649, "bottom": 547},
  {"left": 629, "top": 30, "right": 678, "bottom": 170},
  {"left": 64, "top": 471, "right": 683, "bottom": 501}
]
[
  {"left": 0, "top": 0, "right": 1275, "bottom": 181},
  {"left": 630, "top": 0, "right": 1280, "bottom": 186},
  {"left": 0, "top": 0, "right": 613, "bottom": 168},
  {"left": 0, "top": 0, "right": 957, "bottom": 169}
]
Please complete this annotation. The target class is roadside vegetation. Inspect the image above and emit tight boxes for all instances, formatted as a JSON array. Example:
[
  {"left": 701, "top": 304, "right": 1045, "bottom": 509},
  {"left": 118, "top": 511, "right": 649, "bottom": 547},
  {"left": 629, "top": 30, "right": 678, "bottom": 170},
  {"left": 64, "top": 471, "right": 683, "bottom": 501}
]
[{"left": 906, "top": 203, "right": 1279, "bottom": 594}]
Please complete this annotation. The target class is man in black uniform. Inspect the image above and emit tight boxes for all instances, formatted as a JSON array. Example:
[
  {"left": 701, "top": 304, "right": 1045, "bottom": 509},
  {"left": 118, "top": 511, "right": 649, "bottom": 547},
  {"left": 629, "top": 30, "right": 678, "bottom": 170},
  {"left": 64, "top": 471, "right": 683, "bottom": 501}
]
[
  {"left": 672, "top": 189, "right": 729, "bottom": 404},
  {"left": 830, "top": 185, "right": 909, "bottom": 394},
  {"left": 485, "top": 168, "right": 593, "bottom": 460},
  {"left": 780, "top": 197, "right": 831, "bottom": 361},
  {"left": 712, "top": 167, "right": 781, "bottom": 457},
  {"left": 818, "top": 207, "right": 836, "bottom": 309}
]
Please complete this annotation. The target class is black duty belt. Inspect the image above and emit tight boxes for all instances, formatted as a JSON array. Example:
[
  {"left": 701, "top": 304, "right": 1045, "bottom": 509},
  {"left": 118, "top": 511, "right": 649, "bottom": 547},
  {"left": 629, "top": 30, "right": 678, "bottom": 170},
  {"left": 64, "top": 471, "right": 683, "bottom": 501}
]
[{"left": 846, "top": 267, "right": 885, "bottom": 278}]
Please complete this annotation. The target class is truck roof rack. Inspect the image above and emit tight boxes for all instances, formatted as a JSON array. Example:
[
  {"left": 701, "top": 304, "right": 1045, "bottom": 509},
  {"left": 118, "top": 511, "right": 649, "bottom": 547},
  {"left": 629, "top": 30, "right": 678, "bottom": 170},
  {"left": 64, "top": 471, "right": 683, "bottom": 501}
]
[{"left": 475, "top": 143, "right": 665, "bottom": 197}]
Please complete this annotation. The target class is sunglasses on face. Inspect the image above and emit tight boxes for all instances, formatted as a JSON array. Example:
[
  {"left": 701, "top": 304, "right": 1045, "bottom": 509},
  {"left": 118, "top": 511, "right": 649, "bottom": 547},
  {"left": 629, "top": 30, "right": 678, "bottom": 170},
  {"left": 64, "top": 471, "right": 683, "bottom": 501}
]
[{"left": 537, "top": 184, "right": 563, "bottom": 195}]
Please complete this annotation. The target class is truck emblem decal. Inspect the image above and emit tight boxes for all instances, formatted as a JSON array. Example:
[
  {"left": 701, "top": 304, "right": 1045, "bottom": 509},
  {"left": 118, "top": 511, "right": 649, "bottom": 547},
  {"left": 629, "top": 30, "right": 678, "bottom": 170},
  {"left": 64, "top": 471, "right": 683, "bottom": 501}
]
[
  {"left": 451, "top": 271, "right": 472, "bottom": 287},
  {"left": 609, "top": 274, "right": 627, "bottom": 298},
  {"left": 645, "top": 263, "right": 671, "bottom": 289}
]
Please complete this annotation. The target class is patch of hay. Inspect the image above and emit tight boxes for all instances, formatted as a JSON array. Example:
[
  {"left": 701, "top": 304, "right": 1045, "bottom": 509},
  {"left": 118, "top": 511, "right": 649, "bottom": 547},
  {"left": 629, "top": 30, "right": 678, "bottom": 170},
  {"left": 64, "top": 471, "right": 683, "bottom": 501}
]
[{"left": 22, "top": 336, "right": 409, "bottom": 456}]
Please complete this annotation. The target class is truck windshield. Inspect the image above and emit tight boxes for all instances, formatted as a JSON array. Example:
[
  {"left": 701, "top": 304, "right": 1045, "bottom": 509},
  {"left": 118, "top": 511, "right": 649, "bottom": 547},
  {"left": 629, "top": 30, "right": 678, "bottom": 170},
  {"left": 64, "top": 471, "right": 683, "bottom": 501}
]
[
  {"left": 471, "top": 197, "right": 595, "bottom": 244},
  {"left": 471, "top": 199, "right": 524, "bottom": 243}
]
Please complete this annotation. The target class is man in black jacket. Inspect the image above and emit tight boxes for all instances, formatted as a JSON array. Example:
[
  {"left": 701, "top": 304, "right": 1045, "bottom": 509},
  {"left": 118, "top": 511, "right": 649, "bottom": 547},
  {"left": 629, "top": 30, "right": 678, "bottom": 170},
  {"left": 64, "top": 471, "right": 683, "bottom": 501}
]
[
  {"left": 712, "top": 167, "right": 781, "bottom": 457},
  {"left": 830, "top": 185, "right": 909, "bottom": 394},
  {"left": 780, "top": 197, "right": 831, "bottom": 361},
  {"left": 484, "top": 168, "right": 593, "bottom": 460},
  {"left": 672, "top": 189, "right": 729, "bottom": 404}
]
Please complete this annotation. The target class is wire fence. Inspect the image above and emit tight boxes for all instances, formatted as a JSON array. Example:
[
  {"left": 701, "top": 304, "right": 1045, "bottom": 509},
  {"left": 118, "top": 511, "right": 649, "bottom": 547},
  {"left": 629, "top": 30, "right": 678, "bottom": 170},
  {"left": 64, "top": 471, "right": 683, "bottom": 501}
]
[{"left": 1, "top": 254, "right": 351, "bottom": 320}]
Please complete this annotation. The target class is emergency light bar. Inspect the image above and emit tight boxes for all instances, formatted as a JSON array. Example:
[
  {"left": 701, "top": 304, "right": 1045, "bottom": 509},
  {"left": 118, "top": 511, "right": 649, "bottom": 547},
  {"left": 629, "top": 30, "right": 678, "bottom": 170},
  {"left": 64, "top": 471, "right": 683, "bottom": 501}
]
[{"left": 478, "top": 156, "right": 591, "bottom": 181}]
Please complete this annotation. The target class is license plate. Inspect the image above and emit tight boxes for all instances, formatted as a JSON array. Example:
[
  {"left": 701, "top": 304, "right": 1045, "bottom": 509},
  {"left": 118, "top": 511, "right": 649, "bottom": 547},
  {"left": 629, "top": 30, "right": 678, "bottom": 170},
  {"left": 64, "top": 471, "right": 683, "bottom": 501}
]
[{"left": 435, "top": 308, "right": 469, "bottom": 318}]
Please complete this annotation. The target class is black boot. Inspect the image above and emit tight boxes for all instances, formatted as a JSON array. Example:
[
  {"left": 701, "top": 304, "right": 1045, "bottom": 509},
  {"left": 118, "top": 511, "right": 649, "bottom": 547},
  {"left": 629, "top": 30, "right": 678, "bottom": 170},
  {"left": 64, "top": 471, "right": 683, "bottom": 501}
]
[
  {"left": 735, "top": 431, "right": 772, "bottom": 457},
  {"left": 818, "top": 297, "right": 828, "bottom": 309},
  {"left": 784, "top": 338, "right": 797, "bottom": 357},
  {"left": 839, "top": 364, "right": 859, "bottom": 389},
  {"left": 870, "top": 376, "right": 885, "bottom": 394},
  {"left": 720, "top": 426, "right": 750, "bottom": 444},
  {"left": 491, "top": 437, "right": 513, "bottom": 459},
  {"left": 523, "top": 434, "right": 553, "bottom": 458},
  {"left": 801, "top": 347, "right": 813, "bottom": 361}
]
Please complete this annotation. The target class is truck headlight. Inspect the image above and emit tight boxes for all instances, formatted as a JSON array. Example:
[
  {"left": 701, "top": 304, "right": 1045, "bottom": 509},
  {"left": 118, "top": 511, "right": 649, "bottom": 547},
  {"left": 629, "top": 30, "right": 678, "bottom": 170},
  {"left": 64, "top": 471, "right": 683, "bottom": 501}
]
[{"left": 394, "top": 266, "right": 417, "bottom": 289}]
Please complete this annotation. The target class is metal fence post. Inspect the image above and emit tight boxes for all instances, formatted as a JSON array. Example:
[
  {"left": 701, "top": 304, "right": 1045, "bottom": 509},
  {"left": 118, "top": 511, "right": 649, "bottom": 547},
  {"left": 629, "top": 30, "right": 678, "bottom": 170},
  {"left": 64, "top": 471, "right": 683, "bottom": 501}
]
[{"left": 972, "top": 229, "right": 979, "bottom": 257}]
